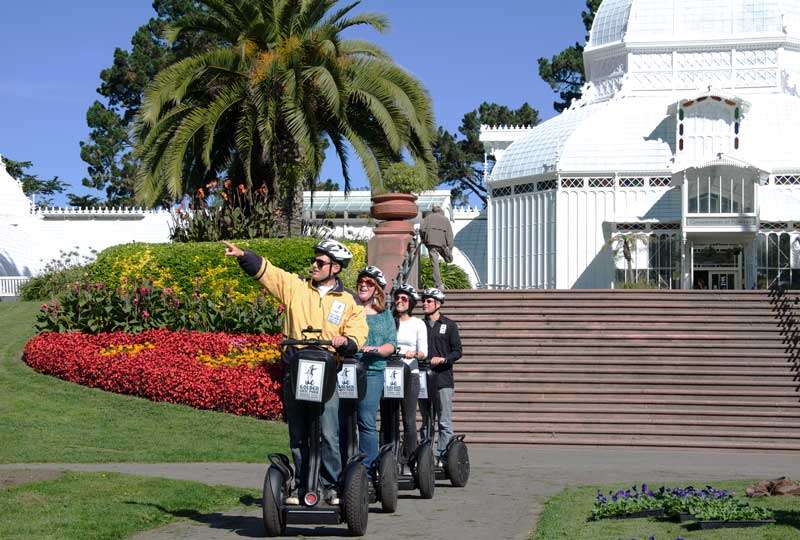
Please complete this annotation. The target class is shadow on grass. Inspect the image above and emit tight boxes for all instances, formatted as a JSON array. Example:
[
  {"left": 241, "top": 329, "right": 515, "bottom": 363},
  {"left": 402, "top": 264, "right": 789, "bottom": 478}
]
[
  {"left": 127, "top": 498, "right": 355, "bottom": 537},
  {"left": 775, "top": 509, "right": 800, "bottom": 530}
]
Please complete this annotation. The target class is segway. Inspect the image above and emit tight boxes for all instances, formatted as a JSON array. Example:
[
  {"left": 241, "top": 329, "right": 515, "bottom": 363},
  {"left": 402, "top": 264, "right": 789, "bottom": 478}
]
[
  {"left": 338, "top": 356, "right": 398, "bottom": 513},
  {"left": 418, "top": 358, "right": 470, "bottom": 488},
  {"left": 380, "top": 355, "right": 435, "bottom": 499},
  {"left": 262, "top": 329, "right": 369, "bottom": 537}
]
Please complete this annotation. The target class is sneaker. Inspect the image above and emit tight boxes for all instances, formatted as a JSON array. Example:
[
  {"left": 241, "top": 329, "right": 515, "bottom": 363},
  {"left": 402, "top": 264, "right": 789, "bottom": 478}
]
[
  {"left": 284, "top": 492, "right": 300, "bottom": 505},
  {"left": 435, "top": 456, "right": 443, "bottom": 468},
  {"left": 324, "top": 488, "right": 340, "bottom": 505}
]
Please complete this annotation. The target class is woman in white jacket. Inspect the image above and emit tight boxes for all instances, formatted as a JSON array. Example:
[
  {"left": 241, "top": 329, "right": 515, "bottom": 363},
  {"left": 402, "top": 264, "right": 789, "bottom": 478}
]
[{"left": 392, "top": 284, "right": 427, "bottom": 471}]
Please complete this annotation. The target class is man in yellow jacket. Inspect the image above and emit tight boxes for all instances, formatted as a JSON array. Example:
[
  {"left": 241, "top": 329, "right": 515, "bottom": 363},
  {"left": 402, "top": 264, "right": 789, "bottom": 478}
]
[{"left": 224, "top": 239, "right": 368, "bottom": 506}]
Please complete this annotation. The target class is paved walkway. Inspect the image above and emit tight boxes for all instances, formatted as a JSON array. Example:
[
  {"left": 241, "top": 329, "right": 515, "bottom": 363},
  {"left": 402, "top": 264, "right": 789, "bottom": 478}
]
[{"left": 3, "top": 446, "right": 800, "bottom": 539}]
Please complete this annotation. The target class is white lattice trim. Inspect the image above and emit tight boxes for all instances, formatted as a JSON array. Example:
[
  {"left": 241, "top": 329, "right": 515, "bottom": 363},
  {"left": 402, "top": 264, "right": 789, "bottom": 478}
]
[
  {"left": 619, "top": 177, "right": 645, "bottom": 188},
  {"left": 775, "top": 175, "right": 800, "bottom": 186},
  {"left": 588, "top": 177, "right": 614, "bottom": 188},
  {"left": 560, "top": 178, "right": 585, "bottom": 189},
  {"left": 649, "top": 177, "right": 671, "bottom": 187}
]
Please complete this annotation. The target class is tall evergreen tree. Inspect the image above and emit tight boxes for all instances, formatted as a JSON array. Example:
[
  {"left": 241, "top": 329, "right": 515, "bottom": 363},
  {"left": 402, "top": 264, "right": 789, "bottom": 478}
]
[
  {"left": 434, "top": 102, "right": 539, "bottom": 205},
  {"left": 537, "top": 0, "right": 602, "bottom": 112},
  {"left": 79, "top": 0, "right": 220, "bottom": 207}
]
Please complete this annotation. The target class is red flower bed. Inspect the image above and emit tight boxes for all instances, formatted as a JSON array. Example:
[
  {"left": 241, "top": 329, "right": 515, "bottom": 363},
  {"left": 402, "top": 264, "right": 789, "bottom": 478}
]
[{"left": 23, "top": 329, "right": 286, "bottom": 420}]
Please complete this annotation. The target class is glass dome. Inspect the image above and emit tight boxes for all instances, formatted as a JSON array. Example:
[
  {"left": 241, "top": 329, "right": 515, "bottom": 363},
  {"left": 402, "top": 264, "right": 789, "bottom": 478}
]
[{"left": 588, "top": 0, "right": 800, "bottom": 48}]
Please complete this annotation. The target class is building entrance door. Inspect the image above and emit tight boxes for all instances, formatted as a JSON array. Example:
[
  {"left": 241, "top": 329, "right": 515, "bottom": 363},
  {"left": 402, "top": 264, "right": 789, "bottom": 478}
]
[{"left": 710, "top": 270, "right": 737, "bottom": 290}]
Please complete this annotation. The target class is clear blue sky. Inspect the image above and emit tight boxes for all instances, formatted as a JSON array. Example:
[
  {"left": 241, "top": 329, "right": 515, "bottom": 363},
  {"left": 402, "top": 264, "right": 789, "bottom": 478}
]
[{"left": 0, "top": 0, "right": 588, "bottom": 205}]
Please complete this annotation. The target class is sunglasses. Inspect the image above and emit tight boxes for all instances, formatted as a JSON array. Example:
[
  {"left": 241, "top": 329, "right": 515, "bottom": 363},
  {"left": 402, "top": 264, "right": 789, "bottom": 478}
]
[
  {"left": 310, "top": 257, "right": 331, "bottom": 269},
  {"left": 422, "top": 298, "right": 437, "bottom": 304},
  {"left": 395, "top": 295, "right": 410, "bottom": 303},
  {"left": 357, "top": 280, "right": 376, "bottom": 288}
]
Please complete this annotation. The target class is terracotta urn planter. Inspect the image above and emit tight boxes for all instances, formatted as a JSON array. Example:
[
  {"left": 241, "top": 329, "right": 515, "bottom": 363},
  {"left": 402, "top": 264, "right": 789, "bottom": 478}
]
[
  {"left": 370, "top": 192, "right": 418, "bottom": 221},
  {"left": 368, "top": 192, "right": 419, "bottom": 287}
]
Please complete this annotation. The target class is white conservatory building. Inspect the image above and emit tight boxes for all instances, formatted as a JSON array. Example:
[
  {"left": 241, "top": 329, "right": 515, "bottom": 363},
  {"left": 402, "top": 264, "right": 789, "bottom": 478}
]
[{"left": 482, "top": 0, "right": 800, "bottom": 290}]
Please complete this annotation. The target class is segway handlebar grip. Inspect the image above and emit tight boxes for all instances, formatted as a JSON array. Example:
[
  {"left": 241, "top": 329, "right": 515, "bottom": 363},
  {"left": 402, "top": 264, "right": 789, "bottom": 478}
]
[{"left": 280, "top": 338, "right": 333, "bottom": 347}]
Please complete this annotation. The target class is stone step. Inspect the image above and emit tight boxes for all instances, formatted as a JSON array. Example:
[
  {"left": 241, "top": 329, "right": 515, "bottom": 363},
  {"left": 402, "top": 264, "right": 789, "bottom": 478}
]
[
  {"left": 459, "top": 337, "right": 784, "bottom": 348},
  {"left": 461, "top": 435, "right": 800, "bottom": 451},
  {"left": 451, "top": 422, "right": 800, "bottom": 439},
  {"left": 453, "top": 393, "right": 800, "bottom": 408},
  {"left": 452, "top": 403, "right": 800, "bottom": 418},
  {"left": 462, "top": 348, "right": 789, "bottom": 358},
  {"left": 456, "top": 356, "right": 792, "bottom": 367},
  {"left": 454, "top": 377, "right": 797, "bottom": 389},
  {"left": 455, "top": 365, "right": 795, "bottom": 377},
  {"left": 455, "top": 384, "right": 798, "bottom": 398}
]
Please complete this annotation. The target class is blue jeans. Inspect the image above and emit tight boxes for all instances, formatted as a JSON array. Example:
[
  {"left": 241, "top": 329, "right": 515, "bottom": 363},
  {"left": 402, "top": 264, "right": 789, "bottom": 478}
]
[
  {"left": 284, "top": 374, "right": 342, "bottom": 492},
  {"left": 356, "top": 370, "right": 384, "bottom": 469},
  {"left": 419, "top": 387, "right": 454, "bottom": 457}
]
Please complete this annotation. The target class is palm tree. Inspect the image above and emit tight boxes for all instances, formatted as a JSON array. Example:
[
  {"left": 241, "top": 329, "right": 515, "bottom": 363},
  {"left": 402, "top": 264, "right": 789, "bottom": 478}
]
[{"left": 134, "top": 0, "right": 437, "bottom": 234}]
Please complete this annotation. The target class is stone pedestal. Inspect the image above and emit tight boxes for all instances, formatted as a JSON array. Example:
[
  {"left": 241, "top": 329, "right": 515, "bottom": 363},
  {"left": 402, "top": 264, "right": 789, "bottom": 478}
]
[{"left": 368, "top": 193, "right": 418, "bottom": 290}]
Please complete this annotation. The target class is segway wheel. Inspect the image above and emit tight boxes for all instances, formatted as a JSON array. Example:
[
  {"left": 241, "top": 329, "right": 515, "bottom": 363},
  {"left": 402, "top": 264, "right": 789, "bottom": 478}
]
[
  {"left": 262, "top": 466, "right": 286, "bottom": 537},
  {"left": 416, "top": 445, "right": 435, "bottom": 499},
  {"left": 344, "top": 464, "right": 369, "bottom": 536},
  {"left": 378, "top": 453, "right": 398, "bottom": 513},
  {"left": 445, "top": 440, "right": 470, "bottom": 487}
]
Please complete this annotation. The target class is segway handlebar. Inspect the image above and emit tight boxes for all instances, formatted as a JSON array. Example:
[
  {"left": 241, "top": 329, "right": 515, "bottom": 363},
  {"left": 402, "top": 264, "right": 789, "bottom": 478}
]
[{"left": 280, "top": 337, "right": 333, "bottom": 347}]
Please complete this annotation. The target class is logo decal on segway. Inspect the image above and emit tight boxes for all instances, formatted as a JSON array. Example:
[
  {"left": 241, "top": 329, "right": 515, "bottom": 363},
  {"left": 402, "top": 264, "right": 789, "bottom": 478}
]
[
  {"left": 383, "top": 366, "right": 404, "bottom": 398},
  {"left": 296, "top": 359, "right": 326, "bottom": 402},
  {"left": 336, "top": 366, "right": 358, "bottom": 399}
]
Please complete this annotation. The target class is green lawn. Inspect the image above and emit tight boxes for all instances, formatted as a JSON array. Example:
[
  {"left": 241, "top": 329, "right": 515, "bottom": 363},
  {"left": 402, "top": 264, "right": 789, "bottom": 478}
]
[
  {"left": 0, "top": 470, "right": 259, "bottom": 540},
  {"left": 532, "top": 480, "right": 800, "bottom": 540},
  {"left": 1, "top": 301, "right": 288, "bottom": 463}
]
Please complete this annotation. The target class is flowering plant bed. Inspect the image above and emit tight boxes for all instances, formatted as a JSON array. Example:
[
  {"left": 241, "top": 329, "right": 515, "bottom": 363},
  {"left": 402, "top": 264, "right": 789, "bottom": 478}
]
[
  {"left": 23, "top": 330, "right": 285, "bottom": 419},
  {"left": 591, "top": 484, "right": 663, "bottom": 520},
  {"left": 660, "top": 485, "right": 732, "bottom": 521}
]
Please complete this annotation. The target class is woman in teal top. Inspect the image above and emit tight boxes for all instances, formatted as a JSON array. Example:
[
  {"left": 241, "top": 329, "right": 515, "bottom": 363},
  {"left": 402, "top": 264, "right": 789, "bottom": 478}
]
[{"left": 353, "top": 266, "right": 397, "bottom": 469}]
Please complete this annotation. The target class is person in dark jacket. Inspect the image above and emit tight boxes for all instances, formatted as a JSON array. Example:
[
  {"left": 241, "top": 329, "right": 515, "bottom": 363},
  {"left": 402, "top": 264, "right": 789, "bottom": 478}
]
[
  {"left": 420, "top": 205, "right": 453, "bottom": 290},
  {"left": 418, "top": 287, "right": 462, "bottom": 462}
]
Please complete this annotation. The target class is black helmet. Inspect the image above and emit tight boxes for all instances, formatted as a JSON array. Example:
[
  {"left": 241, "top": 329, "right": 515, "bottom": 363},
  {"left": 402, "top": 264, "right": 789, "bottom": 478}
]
[
  {"left": 357, "top": 266, "right": 387, "bottom": 288},
  {"left": 314, "top": 239, "right": 353, "bottom": 268},
  {"left": 420, "top": 287, "right": 445, "bottom": 304}
]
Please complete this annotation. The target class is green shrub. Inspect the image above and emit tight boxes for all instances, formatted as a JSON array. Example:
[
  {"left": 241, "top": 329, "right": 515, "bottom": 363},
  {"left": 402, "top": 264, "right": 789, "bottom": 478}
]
[
  {"left": 38, "top": 281, "right": 283, "bottom": 334},
  {"left": 419, "top": 256, "right": 472, "bottom": 289},
  {"left": 87, "top": 238, "right": 366, "bottom": 300},
  {"left": 20, "top": 249, "right": 96, "bottom": 301}
]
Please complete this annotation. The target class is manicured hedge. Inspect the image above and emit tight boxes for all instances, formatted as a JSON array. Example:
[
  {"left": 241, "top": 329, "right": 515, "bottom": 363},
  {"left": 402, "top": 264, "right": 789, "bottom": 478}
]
[{"left": 87, "top": 238, "right": 366, "bottom": 301}]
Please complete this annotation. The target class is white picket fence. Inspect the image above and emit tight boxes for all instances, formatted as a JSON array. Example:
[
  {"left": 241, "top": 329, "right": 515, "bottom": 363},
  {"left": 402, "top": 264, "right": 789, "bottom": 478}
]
[{"left": 0, "top": 276, "right": 30, "bottom": 297}]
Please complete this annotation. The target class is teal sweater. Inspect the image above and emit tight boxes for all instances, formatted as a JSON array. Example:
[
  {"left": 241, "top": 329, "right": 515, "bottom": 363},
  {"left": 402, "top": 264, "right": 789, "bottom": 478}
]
[{"left": 359, "top": 309, "right": 397, "bottom": 372}]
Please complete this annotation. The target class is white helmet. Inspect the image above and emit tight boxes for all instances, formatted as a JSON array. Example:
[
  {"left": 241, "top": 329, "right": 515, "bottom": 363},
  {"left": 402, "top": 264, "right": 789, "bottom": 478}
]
[
  {"left": 315, "top": 239, "right": 353, "bottom": 268},
  {"left": 358, "top": 266, "right": 387, "bottom": 288},
  {"left": 420, "top": 287, "right": 445, "bottom": 303}
]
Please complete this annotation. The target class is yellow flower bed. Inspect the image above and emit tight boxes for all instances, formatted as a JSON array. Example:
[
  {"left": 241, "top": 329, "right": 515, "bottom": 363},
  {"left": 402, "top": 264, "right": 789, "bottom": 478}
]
[
  {"left": 197, "top": 344, "right": 281, "bottom": 369},
  {"left": 99, "top": 342, "right": 156, "bottom": 357}
]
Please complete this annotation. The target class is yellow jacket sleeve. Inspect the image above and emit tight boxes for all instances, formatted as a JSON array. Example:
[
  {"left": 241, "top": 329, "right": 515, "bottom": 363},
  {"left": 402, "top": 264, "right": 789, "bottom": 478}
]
[{"left": 254, "top": 259, "right": 303, "bottom": 305}]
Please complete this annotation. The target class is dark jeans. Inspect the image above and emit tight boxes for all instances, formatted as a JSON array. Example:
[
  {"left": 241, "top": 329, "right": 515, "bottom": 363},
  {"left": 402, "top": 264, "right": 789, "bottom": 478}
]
[
  {"left": 356, "top": 370, "right": 384, "bottom": 469},
  {"left": 401, "top": 373, "right": 420, "bottom": 463},
  {"left": 284, "top": 374, "right": 342, "bottom": 492}
]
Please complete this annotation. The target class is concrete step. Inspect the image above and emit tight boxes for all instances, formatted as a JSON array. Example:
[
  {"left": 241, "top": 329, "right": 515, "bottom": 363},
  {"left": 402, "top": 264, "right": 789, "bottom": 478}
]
[
  {"left": 455, "top": 365, "right": 795, "bottom": 377},
  {"left": 459, "top": 337, "right": 785, "bottom": 348},
  {"left": 452, "top": 403, "right": 800, "bottom": 418},
  {"left": 456, "top": 357, "right": 793, "bottom": 367},
  {"left": 451, "top": 414, "right": 800, "bottom": 430},
  {"left": 461, "top": 435, "right": 800, "bottom": 451},
  {"left": 453, "top": 393, "right": 800, "bottom": 408}
]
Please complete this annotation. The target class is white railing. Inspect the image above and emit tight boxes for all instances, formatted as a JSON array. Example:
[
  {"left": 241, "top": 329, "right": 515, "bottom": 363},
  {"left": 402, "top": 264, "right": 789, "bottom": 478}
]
[{"left": 0, "top": 276, "right": 30, "bottom": 297}]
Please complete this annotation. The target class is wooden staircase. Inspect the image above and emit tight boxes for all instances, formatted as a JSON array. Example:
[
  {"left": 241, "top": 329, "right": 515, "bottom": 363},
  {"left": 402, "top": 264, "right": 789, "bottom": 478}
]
[{"left": 441, "top": 289, "right": 800, "bottom": 451}]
